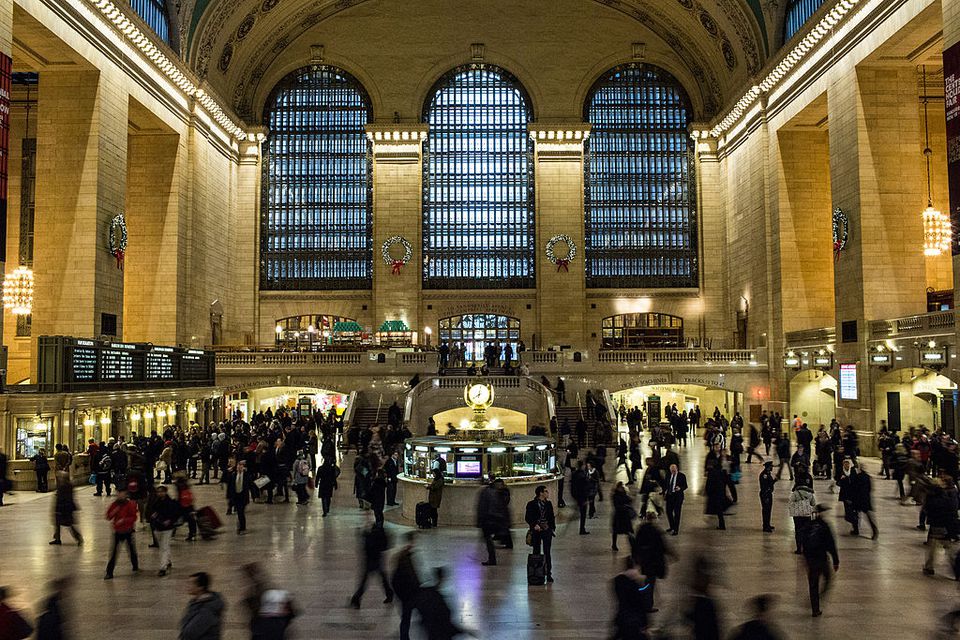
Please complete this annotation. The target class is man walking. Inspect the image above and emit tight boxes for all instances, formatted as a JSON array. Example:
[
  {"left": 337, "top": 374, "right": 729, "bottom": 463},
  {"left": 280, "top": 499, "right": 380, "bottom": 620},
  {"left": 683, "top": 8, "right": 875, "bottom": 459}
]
[
  {"left": 664, "top": 463, "right": 686, "bottom": 535},
  {"left": 571, "top": 462, "right": 591, "bottom": 535},
  {"left": 226, "top": 460, "right": 252, "bottom": 534},
  {"left": 350, "top": 522, "right": 394, "bottom": 608},
  {"left": 391, "top": 532, "right": 422, "bottom": 640},
  {"left": 178, "top": 572, "right": 225, "bottom": 640},
  {"left": 802, "top": 504, "right": 839, "bottom": 617},
  {"left": 150, "top": 485, "right": 181, "bottom": 576}
]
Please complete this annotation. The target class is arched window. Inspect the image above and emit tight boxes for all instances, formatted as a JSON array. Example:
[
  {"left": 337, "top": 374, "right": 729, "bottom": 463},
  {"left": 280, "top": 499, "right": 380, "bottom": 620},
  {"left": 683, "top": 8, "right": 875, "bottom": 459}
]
[
  {"left": 129, "top": 0, "right": 173, "bottom": 46},
  {"left": 584, "top": 64, "right": 698, "bottom": 288},
  {"left": 783, "top": 0, "right": 826, "bottom": 41},
  {"left": 261, "top": 66, "right": 372, "bottom": 290},
  {"left": 601, "top": 313, "right": 684, "bottom": 349},
  {"left": 422, "top": 64, "right": 535, "bottom": 289}
]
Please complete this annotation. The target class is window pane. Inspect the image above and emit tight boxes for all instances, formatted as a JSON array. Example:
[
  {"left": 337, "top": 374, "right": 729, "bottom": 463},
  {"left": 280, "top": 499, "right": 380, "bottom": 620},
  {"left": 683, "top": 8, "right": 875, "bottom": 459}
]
[
  {"left": 584, "top": 64, "right": 698, "bottom": 288},
  {"left": 784, "top": 0, "right": 826, "bottom": 40},
  {"left": 422, "top": 65, "right": 535, "bottom": 289},
  {"left": 260, "top": 66, "right": 373, "bottom": 290},
  {"left": 128, "top": 0, "right": 172, "bottom": 45}
]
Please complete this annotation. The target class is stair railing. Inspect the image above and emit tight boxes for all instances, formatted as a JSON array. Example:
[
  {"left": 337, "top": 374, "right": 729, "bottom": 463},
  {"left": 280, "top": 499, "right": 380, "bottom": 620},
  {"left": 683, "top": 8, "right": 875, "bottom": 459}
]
[{"left": 375, "top": 393, "right": 383, "bottom": 424}]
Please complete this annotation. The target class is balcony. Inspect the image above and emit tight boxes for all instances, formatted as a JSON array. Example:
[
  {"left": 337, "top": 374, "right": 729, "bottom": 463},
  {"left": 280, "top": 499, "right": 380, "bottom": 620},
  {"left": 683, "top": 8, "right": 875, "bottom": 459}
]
[
  {"left": 868, "top": 311, "right": 956, "bottom": 340},
  {"left": 521, "top": 348, "right": 766, "bottom": 371},
  {"left": 785, "top": 327, "right": 836, "bottom": 348},
  {"left": 215, "top": 350, "right": 439, "bottom": 375}
]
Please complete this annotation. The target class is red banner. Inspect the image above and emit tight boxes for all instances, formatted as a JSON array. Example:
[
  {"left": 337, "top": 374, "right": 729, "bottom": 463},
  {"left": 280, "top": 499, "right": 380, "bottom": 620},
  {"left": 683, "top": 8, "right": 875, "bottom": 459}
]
[
  {"left": 0, "top": 53, "right": 10, "bottom": 264},
  {"left": 944, "top": 43, "right": 960, "bottom": 255}
]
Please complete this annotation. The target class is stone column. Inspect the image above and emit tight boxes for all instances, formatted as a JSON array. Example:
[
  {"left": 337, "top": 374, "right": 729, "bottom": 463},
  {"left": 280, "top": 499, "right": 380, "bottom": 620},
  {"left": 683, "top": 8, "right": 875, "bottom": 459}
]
[
  {"left": 123, "top": 130, "right": 181, "bottom": 344},
  {"left": 530, "top": 124, "right": 590, "bottom": 350},
  {"left": 828, "top": 66, "right": 926, "bottom": 432},
  {"left": 367, "top": 125, "right": 427, "bottom": 340},
  {"left": 32, "top": 70, "right": 127, "bottom": 360},
  {"left": 694, "top": 135, "right": 730, "bottom": 344},
  {"left": 234, "top": 130, "right": 263, "bottom": 345}
]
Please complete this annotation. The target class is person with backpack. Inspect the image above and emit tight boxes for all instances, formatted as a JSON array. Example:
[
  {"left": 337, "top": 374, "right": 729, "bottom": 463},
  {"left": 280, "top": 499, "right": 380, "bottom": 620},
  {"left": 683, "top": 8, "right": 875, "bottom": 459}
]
[
  {"left": 291, "top": 451, "right": 312, "bottom": 506},
  {"left": 802, "top": 504, "right": 839, "bottom": 617},
  {"left": 95, "top": 443, "right": 113, "bottom": 496}
]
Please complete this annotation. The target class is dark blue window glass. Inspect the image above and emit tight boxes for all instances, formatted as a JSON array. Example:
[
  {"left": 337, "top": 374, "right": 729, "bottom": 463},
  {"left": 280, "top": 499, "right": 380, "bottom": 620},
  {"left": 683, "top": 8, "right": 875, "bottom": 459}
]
[
  {"left": 584, "top": 64, "right": 698, "bottom": 289},
  {"left": 129, "top": 0, "right": 172, "bottom": 45},
  {"left": 422, "top": 64, "right": 535, "bottom": 289},
  {"left": 784, "top": 0, "right": 826, "bottom": 40},
  {"left": 260, "top": 66, "right": 372, "bottom": 290}
]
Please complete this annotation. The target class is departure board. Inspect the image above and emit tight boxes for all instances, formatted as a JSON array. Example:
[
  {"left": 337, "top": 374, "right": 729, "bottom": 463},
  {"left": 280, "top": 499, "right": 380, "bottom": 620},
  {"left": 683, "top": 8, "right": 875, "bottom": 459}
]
[{"left": 37, "top": 336, "right": 215, "bottom": 392}]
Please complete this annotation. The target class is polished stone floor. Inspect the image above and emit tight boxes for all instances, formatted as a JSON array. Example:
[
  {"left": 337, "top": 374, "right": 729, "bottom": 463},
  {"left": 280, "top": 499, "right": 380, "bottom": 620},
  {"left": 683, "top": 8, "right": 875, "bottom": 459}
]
[{"left": 0, "top": 443, "right": 957, "bottom": 639}]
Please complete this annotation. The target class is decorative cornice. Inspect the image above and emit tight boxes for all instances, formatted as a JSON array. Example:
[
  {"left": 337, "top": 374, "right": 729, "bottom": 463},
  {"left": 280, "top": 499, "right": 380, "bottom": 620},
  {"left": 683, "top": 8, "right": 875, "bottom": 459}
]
[
  {"left": 365, "top": 124, "right": 428, "bottom": 164},
  {"left": 528, "top": 123, "right": 591, "bottom": 161},
  {"left": 83, "top": 0, "right": 248, "bottom": 140}
]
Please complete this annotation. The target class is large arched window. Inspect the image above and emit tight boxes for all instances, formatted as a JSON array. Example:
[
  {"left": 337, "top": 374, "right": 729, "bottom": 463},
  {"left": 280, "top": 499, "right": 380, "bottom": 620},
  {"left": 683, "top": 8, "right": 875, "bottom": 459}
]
[
  {"left": 261, "top": 66, "right": 372, "bottom": 290},
  {"left": 422, "top": 64, "right": 535, "bottom": 289},
  {"left": 129, "top": 0, "right": 173, "bottom": 46},
  {"left": 783, "top": 0, "right": 826, "bottom": 41},
  {"left": 584, "top": 64, "right": 698, "bottom": 289}
]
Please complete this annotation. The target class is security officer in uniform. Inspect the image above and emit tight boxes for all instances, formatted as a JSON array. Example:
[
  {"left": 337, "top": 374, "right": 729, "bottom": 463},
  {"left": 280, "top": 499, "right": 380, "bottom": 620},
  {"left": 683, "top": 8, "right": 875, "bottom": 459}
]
[{"left": 759, "top": 460, "right": 777, "bottom": 533}]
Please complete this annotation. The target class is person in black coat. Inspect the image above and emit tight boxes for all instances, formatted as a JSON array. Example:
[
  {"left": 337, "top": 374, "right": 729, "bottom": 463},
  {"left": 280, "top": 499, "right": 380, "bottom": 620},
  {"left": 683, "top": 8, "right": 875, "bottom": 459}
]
[
  {"left": 663, "top": 463, "right": 687, "bottom": 535},
  {"left": 350, "top": 522, "right": 393, "bottom": 608},
  {"left": 50, "top": 473, "right": 83, "bottom": 546},
  {"left": 35, "top": 577, "right": 72, "bottom": 640},
  {"left": 384, "top": 451, "right": 401, "bottom": 506},
  {"left": 570, "top": 462, "right": 592, "bottom": 535},
  {"left": 367, "top": 469, "right": 387, "bottom": 527},
  {"left": 525, "top": 485, "right": 556, "bottom": 583},
  {"left": 225, "top": 460, "right": 252, "bottom": 534},
  {"left": 758, "top": 461, "right": 777, "bottom": 533},
  {"left": 611, "top": 556, "right": 653, "bottom": 640},
  {"left": 852, "top": 461, "right": 878, "bottom": 539},
  {"left": 0, "top": 447, "right": 8, "bottom": 506},
  {"left": 836, "top": 458, "right": 859, "bottom": 535},
  {"left": 391, "top": 533, "right": 422, "bottom": 640},
  {"left": 802, "top": 504, "right": 839, "bottom": 617},
  {"left": 704, "top": 463, "right": 731, "bottom": 530},
  {"left": 610, "top": 482, "right": 636, "bottom": 552},
  {"left": 729, "top": 595, "right": 784, "bottom": 639},
  {"left": 316, "top": 460, "right": 340, "bottom": 516},
  {"left": 630, "top": 511, "right": 670, "bottom": 612},
  {"left": 477, "top": 480, "right": 510, "bottom": 566}
]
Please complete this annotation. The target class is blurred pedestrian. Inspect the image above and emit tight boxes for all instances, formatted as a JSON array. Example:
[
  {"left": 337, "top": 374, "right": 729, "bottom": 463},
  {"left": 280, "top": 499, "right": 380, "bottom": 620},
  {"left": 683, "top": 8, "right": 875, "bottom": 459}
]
[
  {"left": 351, "top": 522, "right": 394, "bottom": 608},
  {"left": 685, "top": 556, "right": 720, "bottom": 640},
  {"left": 391, "top": 532, "right": 423, "bottom": 640},
  {"left": 416, "top": 567, "right": 475, "bottom": 639},
  {"left": 150, "top": 485, "right": 180, "bottom": 576},
  {"left": 0, "top": 586, "right": 33, "bottom": 640},
  {"left": 610, "top": 482, "right": 636, "bottom": 552},
  {"left": 610, "top": 556, "right": 653, "bottom": 640},
  {"left": 316, "top": 458, "right": 340, "bottom": 517},
  {"left": 104, "top": 488, "right": 140, "bottom": 579},
  {"left": 802, "top": 504, "right": 839, "bottom": 617},
  {"left": 178, "top": 572, "right": 224, "bottom": 640},
  {"left": 35, "top": 577, "right": 72, "bottom": 640},
  {"left": 630, "top": 510, "right": 670, "bottom": 613},
  {"left": 252, "top": 589, "right": 297, "bottom": 640},
  {"left": 729, "top": 595, "right": 784, "bottom": 639},
  {"left": 49, "top": 473, "right": 82, "bottom": 546}
]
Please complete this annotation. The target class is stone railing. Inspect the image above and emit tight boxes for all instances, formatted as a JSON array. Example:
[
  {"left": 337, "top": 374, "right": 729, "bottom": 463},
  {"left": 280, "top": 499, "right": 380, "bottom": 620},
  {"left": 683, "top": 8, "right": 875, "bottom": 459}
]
[
  {"left": 596, "top": 349, "right": 759, "bottom": 365},
  {"left": 868, "top": 311, "right": 956, "bottom": 340},
  {"left": 215, "top": 350, "right": 437, "bottom": 374}
]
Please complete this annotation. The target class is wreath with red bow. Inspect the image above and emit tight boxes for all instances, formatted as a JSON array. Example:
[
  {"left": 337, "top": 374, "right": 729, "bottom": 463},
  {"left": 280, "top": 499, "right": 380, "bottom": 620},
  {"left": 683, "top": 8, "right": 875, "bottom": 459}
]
[
  {"left": 545, "top": 234, "right": 577, "bottom": 272},
  {"left": 381, "top": 235, "right": 413, "bottom": 275}
]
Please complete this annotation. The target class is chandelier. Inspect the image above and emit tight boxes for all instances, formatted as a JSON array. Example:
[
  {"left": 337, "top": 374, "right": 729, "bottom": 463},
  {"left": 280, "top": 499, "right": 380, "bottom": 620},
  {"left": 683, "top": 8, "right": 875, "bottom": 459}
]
[
  {"left": 2, "top": 266, "right": 34, "bottom": 315},
  {"left": 921, "top": 66, "right": 952, "bottom": 256}
]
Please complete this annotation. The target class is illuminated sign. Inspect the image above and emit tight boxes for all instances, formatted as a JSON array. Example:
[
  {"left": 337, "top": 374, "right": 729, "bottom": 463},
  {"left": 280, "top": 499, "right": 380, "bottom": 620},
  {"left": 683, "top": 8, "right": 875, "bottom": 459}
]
[{"left": 839, "top": 363, "right": 858, "bottom": 400}]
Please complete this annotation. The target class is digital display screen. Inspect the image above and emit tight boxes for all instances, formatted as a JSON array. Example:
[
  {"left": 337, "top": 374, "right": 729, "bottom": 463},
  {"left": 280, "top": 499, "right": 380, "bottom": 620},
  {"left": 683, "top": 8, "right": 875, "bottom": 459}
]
[
  {"left": 839, "top": 363, "right": 858, "bottom": 400},
  {"left": 456, "top": 459, "right": 482, "bottom": 477}
]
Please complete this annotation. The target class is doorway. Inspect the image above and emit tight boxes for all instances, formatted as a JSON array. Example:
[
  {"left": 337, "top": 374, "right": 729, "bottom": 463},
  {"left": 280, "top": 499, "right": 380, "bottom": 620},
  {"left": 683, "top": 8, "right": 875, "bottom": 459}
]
[{"left": 438, "top": 314, "right": 521, "bottom": 363}]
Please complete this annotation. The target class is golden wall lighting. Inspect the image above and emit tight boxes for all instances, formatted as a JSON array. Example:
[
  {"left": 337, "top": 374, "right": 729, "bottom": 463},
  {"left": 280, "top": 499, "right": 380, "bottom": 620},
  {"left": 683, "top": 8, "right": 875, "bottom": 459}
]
[
  {"left": 920, "top": 66, "right": 952, "bottom": 256},
  {"left": 2, "top": 266, "right": 34, "bottom": 315}
]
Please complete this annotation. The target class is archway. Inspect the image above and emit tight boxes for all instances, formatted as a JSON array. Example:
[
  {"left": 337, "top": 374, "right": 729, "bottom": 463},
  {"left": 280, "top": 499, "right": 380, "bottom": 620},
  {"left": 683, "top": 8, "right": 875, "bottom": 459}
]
[
  {"left": 788, "top": 370, "right": 837, "bottom": 428},
  {"left": 274, "top": 314, "right": 357, "bottom": 350},
  {"left": 431, "top": 406, "right": 529, "bottom": 436},
  {"left": 225, "top": 385, "right": 350, "bottom": 422},
  {"left": 438, "top": 314, "right": 521, "bottom": 363},
  {"left": 611, "top": 382, "right": 741, "bottom": 428},
  {"left": 875, "top": 368, "right": 958, "bottom": 434}
]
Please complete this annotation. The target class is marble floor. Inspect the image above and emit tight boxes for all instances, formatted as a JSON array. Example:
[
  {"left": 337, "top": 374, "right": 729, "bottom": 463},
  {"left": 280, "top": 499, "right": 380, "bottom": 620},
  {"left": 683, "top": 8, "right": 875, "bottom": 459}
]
[{"left": 0, "top": 444, "right": 957, "bottom": 639}]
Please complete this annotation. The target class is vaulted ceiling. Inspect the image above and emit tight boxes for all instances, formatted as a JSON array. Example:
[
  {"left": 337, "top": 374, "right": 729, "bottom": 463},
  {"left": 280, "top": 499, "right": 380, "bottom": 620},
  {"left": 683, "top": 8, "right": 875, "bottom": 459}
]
[{"left": 174, "top": 0, "right": 781, "bottom": 121}]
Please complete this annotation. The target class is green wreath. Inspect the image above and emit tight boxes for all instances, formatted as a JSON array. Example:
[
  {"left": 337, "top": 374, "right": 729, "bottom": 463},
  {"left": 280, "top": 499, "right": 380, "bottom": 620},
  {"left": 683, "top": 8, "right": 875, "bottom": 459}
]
[{"left": 110, "top": 213, "right": 128, "bottom": 269}]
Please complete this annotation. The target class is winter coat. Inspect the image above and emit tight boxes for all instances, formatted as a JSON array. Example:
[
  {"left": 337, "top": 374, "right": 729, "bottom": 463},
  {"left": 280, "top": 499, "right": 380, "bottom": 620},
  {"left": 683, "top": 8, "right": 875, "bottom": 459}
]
[
  {"left": 611, "top": 490, "right": 636, "bottom": 535},
  {"left": 178, "top": 592, "right": 225, "bottom": 640},
  {"left": 787, "top": 486, "right": 817, "bottom": 518},
  {"left": 704, "top": 467, "right": 731, "bottom": 515}
]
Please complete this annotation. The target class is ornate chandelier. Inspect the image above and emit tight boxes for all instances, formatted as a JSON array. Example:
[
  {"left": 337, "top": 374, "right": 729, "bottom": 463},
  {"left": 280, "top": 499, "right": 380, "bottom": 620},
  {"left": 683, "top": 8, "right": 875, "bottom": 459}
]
[
  {"left": 2, "top": 266, "right": 34, "bottom": 315},
  {"left": 921, "top": 66, "right": 952, "bottom": 256}
]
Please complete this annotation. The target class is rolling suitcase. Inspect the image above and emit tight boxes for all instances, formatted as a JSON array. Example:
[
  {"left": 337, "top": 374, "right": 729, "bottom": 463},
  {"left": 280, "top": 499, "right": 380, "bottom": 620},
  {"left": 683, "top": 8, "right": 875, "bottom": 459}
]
[
  {"left": 416, "top": 502, "right": 435, "bottom": 529},
  {"left": 527, "top": 553, "right": 546, "bottom": 585},
  {"left": 196, "top": 506, "right": 223, "bottom": 540}
]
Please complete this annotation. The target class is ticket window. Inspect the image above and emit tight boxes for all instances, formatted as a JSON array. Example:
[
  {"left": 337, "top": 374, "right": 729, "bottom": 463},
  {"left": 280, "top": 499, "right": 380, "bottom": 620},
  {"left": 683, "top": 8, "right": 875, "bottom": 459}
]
[{"left": 16, "top": 418, "right": 52, "bottom": 459}]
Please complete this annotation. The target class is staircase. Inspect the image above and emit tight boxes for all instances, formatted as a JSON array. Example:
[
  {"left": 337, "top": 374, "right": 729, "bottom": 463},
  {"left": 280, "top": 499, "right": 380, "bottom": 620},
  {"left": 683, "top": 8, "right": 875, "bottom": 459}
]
[
  {"left": 554, "top": 403, "right": 614, "bottom": 450},
  {"left": 343, "top": 405, "right": 383, "bottom": 450}
]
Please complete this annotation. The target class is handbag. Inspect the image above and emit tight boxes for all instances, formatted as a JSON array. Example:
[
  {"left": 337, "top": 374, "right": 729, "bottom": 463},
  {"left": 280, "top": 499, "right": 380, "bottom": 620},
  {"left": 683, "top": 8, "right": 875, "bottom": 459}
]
[
  {"left": 254, "top": 476, "right": 271, "bottom": 490},
  {"left": 88, "top": 473, "right": 97, "bottom": 485},
  {"left": 525, "top": 530, "right": 533, "bottom": 546}
]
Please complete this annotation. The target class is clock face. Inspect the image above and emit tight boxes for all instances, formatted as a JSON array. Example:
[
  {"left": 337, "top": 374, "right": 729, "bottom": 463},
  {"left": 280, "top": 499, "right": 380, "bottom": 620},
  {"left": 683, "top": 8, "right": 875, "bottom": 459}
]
[{"left": 467, "top": 384, "right": 491, "bottom": 406}]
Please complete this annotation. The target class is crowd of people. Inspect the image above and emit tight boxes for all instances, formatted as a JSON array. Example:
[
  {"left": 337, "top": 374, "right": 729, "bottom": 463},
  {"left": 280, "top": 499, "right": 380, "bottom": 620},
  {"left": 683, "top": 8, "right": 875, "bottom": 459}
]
[{"left": 5, "top": 391, "right": 960, "bottom": 638}]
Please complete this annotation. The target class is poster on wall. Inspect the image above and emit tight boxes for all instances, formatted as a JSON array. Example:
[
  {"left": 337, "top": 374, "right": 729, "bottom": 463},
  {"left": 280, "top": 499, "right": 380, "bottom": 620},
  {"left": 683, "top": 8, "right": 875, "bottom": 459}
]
[
  {"left": 839, "top": 363, "right": 858, "bottom": 401},
  {"left": 0, "top": 53, "right": 10, "bottom": 263},
  {"left": 944, "top": 42, "right": 960, "bottom": 255}
]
